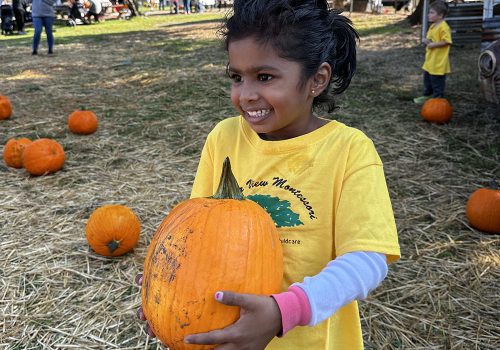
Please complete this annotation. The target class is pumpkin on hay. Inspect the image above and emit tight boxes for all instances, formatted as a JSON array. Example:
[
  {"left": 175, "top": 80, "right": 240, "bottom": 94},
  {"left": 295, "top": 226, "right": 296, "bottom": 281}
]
[
  {"left": 86, "top": 204, "right": 141, "bottom": 256},
  {"left": 22, "top": 138, "right": 65, "bottom": 176},
  {"left": 0, "top": 95, "right": 13, "bottom": 120},
  {"left": 141, "top": 158, "right": 283, "bottom": 350},
  {"left": 420, "top": 98, "right": 453, "bottom": 124},
  {"left": 466, "top": 188, "right": 500, "bottom": 234},
  {"left": 3, "top": 137, "right": 32, "bottom": 168},
  {"left": 68, "top": 109, "right": 98, "bottom": 135}
]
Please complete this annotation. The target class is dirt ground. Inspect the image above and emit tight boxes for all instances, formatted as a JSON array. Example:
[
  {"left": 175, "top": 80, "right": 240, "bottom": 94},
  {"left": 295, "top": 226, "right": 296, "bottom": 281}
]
[{"left": 0, "top": 12, "right": 499, "bottom": 350}]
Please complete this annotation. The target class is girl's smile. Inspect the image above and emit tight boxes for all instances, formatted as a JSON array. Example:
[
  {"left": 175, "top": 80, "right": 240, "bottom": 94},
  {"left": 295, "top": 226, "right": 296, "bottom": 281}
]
[
  {"left": 246, "top": 108, "right": 272, "bottom": 123},
  {"left": 227, "top": 37, "right": 324, "bottom": 141}
]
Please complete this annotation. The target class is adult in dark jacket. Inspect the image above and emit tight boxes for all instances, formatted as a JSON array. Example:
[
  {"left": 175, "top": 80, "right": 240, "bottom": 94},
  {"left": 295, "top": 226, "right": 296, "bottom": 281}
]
[{"left": 13, "top": 0, "right": 28, "bottom": 34}]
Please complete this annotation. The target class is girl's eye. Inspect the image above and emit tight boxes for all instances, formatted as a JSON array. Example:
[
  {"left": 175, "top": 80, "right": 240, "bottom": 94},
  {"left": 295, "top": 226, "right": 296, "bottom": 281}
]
[
  {"left": 228, "top": 73, "right": 242, "bottom": 83},
  {"left": 258, "top": 74, "right": 272, "bottom": 82}
]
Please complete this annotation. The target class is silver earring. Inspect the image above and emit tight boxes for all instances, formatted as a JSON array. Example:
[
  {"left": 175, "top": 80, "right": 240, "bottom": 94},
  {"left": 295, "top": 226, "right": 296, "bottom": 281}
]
[{"left": 312, "top": 90, "right": 315, "bottom": 94}]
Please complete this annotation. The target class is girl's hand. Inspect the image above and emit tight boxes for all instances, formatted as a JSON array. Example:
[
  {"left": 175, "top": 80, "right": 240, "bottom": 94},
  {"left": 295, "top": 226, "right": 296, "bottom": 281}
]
[
  {"left": 184, "top": 291, "right": 282, "bottom": 350},
  {"left": 135, "top": 273, "right": 156, "bottom": 338}
]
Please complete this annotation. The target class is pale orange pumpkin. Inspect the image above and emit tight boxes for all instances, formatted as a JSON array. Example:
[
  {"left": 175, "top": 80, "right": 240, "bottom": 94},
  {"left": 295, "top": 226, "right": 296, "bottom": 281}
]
[
  {"left": 22, "top": 138, "right": 65, "bottom": 176},
  {"left": 466, "top": 188, "right": 500, "bottom": 234},
  {"left": 0, "top": 95, "right": 12, "bottom": 120},
  {"left": 86, "top": 204, "right": 141, "bottom": 256},
  {"left": 68, "top": 109, "right": 99, "bottom": 135},
  {"left": 141, "top": 158, "right": 283, "bottom": 350},
  {"left": 421, "top": 98, "right": 453, "bottom": 124},
  {"left": 3, "top": 137, "right": 32, "bottom": 168}
]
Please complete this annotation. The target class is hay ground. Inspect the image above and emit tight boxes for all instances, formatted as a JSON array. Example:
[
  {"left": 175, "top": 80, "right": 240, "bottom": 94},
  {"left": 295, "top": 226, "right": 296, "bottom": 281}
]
[{"left": 0, "top": 11, "right": 499, "bottom": 350}]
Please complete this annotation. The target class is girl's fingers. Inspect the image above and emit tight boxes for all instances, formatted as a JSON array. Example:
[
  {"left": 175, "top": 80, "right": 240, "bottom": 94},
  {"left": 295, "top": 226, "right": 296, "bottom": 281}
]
[
  {"left": 184, "top": 329, "right": 225, "bottom": 345},
  {"left": 135, "top": 273, "right": 154, "bottom": 338},
  {"left": 134, "top": 273, "right": 143, "bottom": 286},
  {"left": 137, "top": 307, "right": 146, "bottom": 321},
  {"left": 146, "top": 323, "right": 156, "bottom": 338}
]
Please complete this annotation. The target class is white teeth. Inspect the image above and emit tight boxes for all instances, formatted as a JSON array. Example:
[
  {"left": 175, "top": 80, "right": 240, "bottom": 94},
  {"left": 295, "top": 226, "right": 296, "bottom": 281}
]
[{"left": 247, "top": 109, "right": 270, "bottom": 118}]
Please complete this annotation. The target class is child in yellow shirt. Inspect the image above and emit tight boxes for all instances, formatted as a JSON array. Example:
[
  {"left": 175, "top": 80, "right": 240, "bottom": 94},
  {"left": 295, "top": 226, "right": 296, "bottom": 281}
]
[
  {"left": 137, "top": 1, "right": 401, "bottom": 348},
  {"left": 414, "top": 0, "right": 452, "bottom": 104}
]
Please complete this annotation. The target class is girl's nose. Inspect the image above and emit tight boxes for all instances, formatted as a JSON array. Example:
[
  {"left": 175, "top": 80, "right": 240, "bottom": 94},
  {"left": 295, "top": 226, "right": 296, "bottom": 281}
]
[{"left": 239, "top": 81, "right": 259, "bottom": 103}]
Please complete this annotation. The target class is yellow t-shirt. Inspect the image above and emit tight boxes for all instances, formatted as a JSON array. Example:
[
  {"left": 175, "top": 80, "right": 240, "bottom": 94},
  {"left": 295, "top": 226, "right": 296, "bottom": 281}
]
[
  {"left": 191, "top": 116, "right": 401, "bottom": 349},
  {"left": 422, "top": 20, "right": 452, "bottom": 75}
]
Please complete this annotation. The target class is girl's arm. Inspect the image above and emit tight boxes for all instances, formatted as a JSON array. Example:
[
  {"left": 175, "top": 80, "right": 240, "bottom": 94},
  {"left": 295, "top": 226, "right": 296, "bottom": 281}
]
[
  {"left": 427, "top": 41, "right": 450, "bottom": 49},
  {"left": 272, "top": 251, "right": 388, "bottom": 335}
]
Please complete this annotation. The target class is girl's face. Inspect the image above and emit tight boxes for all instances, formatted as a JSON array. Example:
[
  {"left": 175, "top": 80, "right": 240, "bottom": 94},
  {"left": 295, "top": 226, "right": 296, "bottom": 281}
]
[
  {"left": 428, "top": 8, "right": 443, "bottom": 23},
  {"left": 227, "top": 37, "right": 319, "bottom": 141}
]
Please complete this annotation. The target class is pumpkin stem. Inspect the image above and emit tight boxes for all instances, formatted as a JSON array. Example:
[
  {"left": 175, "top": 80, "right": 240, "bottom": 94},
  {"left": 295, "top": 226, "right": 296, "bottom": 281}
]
[
  {"left": 212, "top": 157, "right": 244, "bottom": 200},
  {"left": 107, "top": 240, "right": 120, "bottom": 253}
]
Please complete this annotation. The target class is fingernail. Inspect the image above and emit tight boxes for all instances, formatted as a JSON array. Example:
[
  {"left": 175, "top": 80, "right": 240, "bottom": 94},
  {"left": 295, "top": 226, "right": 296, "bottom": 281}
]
[
  {"left": 215, "top": 291, "right": 223, "bottom": 301},
  {"left": 184, "top": 337, "right": 191, "bottom": 344},
  {"left": 135, "top": 274, "right": 143, "bottom": 285}
]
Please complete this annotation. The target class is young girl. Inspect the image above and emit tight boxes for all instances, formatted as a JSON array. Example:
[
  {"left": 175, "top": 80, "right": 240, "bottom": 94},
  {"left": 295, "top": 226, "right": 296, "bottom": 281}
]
[{"left": 137, "top": 0, "right": 400, "bottom": 348}]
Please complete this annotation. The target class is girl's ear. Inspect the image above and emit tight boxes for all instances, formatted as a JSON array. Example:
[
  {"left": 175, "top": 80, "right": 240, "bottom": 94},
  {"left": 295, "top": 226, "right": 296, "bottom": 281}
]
[{"left": 310, "top": 62, "right": 332, "bottom": 96}]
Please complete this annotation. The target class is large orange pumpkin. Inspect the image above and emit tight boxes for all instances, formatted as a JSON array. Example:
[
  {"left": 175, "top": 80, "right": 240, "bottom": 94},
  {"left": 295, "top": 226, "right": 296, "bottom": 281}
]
[
  {"left": 68, "top": 109, "right": 99, "bottom": 135},
  {"left": 86, "top": 204, "right": 141, "bottom": 256},
  {"left": 0, "top": 95, "right": 12, "bottom": 120},
  {"left": 22, "top": 138, "right": 65, "bottom": 176},
  {"left": 421, "top": 98, "right": 453, "bottom": 124},
  {"left": 3, "top": 137, "right": 32, "bottom": 168},
  {"left": 466, "top": 188, "right": 500, "bottom": 234},
  {"left": 141, "top": 158, "right": 283, "bottom": 350}
]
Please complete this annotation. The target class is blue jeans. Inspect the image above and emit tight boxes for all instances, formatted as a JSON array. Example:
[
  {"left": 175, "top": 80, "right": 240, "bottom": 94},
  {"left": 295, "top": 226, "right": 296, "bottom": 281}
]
[
  {"left": 32, "top": 16, "right": 55, "bottom": 53},
  {"left": 423, "top": 71, "right": 446, "bottom": 98},
  {"left": 183, "top": 0, "right": 191, "bottom": 13}
]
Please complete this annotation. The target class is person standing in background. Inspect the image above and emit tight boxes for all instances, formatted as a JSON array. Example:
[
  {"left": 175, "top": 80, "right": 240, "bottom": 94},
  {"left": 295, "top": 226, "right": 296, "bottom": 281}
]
[
  {"left": 182, "top": 0, "right": 189, "bottom": 13},
  {"left": 170, "top": 0, "right": 178, "bottom": 13},
  {"left": 31, "top": 0, "right": 56, "bottom": 55},
  {"left": 413, "top": 0, "right": 452, "bottom": 104},
  {"left": 158, "top": 0, "right": 165, "bottom": 11},
  {"left": 13, "top": 0, "right": 28, "bottom": 34}
]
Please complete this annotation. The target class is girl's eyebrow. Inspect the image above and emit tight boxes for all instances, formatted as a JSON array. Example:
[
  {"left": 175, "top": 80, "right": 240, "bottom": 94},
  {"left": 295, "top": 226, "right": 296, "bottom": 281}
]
[{"left": 227, "top": 65, "right": 280, "bottom": 73}]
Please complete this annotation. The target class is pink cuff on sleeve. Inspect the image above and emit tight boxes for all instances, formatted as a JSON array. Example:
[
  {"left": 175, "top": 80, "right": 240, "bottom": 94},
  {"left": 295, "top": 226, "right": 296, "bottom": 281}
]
[{"left": 271, "top": 286, "right": 311, "bottom": 336}]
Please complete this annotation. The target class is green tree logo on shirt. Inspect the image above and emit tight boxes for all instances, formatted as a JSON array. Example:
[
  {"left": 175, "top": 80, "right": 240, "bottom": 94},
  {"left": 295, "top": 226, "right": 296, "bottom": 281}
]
[{"left": 248, "top": 194, "right": 303, "bottom": 228}]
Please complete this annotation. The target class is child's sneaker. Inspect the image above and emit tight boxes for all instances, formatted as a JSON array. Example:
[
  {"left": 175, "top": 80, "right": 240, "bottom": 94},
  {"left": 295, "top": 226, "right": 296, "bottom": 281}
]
[{"left": 413, "top": 95, "right": 431, "bottom": 105}]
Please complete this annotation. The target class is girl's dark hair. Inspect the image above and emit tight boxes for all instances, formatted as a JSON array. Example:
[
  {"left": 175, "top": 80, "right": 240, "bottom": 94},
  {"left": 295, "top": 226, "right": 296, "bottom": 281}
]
[{"left": 220, "top": 0, "right": 359, "bottom": 112}]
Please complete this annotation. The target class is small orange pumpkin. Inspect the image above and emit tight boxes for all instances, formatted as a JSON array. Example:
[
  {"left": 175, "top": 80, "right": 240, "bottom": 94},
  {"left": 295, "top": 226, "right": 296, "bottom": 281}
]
[
  {"left": 466, "top": 188, "right": 500, "bottom": 234},
  {"left": 421, "top": 98, "right": 453, "bottom": 124},
  {"left": 141, "top": 158, "right": 283, "bottom": 350},
  {"left": 68, "top": 109, "right": 99, "bottom": 135},
  {"left": 0, "top": 95, "right": 13, "bottom": 120},
  {"left": 86, "top": 204, "right": 141, "bottom": 256},
  {"left": 3, "top": 137, "right": 32, "bottom": 168},
  {"left": 22, "top": 138, "right": 65, "bottom": 176}
]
